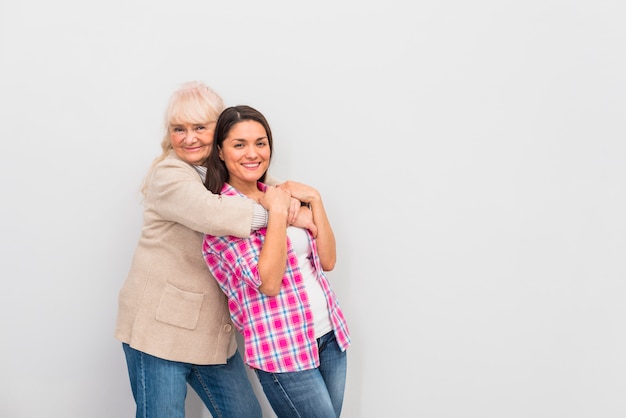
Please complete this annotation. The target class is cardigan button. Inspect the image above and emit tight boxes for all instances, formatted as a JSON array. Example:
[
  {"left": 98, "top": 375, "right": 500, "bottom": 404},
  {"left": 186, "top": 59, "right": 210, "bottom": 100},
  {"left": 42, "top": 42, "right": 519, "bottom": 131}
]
[{"left": 223, "top": 324, "right": 233, "bottom": 333}]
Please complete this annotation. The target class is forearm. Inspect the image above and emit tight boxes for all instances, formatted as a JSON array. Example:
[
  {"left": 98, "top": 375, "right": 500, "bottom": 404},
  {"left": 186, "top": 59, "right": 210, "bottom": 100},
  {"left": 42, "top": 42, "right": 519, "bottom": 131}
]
[
  {"left": 257, "top": 209, "right": 288, "bottom": 296},
  {"left": 309, "top": 197, "right": 336, "bottom": 271},
  {"left": 152, "top": 162, "right": 254, "bottom": 237}
]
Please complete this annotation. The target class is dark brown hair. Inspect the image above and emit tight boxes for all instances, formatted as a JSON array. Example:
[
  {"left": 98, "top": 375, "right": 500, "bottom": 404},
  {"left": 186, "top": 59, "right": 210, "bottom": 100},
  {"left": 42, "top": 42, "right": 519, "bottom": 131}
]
[{"left": 204, "top": 105, "right": 273, "bottom": 193}]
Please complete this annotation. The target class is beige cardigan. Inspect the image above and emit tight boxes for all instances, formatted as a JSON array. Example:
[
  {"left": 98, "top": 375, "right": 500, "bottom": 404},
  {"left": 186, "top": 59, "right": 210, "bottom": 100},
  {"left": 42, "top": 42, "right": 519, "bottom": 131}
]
[{"left": 115, "top": 151, "right": 257, "bottom": 365}]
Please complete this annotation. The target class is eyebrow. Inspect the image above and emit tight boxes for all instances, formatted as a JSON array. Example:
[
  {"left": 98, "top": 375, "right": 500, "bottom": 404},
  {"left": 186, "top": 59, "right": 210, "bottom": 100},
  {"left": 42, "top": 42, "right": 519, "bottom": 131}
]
[{"left": 230, "top": 136, "right": 268, "bottom": 142}]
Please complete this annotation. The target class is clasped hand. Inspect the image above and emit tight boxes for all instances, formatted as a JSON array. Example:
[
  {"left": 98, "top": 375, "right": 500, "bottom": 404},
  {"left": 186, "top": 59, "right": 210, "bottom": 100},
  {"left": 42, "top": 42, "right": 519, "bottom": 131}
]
[{"left": 259, "top": 183, "right": 318, "bottom": 238}]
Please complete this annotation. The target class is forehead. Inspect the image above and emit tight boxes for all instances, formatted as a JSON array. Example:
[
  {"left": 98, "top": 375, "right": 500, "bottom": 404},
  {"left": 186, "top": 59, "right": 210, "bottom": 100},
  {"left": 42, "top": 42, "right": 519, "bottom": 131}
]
[
  {"left": 170, "top": 121, "right": 214, "bottom": 127},
  {"left": 227, "top": 120, "right": 267, "bottom": 139}
]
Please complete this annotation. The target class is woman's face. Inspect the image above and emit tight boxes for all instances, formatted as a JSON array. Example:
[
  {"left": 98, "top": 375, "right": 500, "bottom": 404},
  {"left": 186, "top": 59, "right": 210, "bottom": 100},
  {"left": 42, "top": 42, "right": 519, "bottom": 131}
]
[
  {"left": 219, "top": 120, "right": 270, "bottom": 188},
  {"left": 169, "top": 122, "right": 215, "bottom": 165}
]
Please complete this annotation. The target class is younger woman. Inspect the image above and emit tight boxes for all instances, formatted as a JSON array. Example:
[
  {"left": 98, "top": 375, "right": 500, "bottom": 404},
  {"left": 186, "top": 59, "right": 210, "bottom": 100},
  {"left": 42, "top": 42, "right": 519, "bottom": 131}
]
[{"left": 202, "top": 105, "right": 351, "bottom": 417}]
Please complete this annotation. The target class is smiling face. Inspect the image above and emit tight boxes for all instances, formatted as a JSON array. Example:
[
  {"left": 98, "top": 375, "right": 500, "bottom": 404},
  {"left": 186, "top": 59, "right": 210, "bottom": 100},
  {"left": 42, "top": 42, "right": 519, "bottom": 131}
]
[
  {"left": 169, "top": 122, "right": 216, "bottom": 165},
  {"left": 218, "top": 120, "right": 271, "bottom": 192}
]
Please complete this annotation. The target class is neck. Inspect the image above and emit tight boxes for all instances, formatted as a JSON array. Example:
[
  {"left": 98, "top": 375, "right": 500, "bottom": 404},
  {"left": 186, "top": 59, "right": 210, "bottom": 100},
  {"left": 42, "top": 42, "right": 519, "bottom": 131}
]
[{"left": 228, "top": 178, "right": 261, "bottom": 199}]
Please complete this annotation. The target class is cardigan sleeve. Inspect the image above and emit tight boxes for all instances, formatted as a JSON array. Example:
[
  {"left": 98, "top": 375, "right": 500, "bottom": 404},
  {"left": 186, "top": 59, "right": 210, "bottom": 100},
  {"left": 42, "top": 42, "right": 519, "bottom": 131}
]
[{"left": 147, "top": 154, "right": 254, "bottom": 238}]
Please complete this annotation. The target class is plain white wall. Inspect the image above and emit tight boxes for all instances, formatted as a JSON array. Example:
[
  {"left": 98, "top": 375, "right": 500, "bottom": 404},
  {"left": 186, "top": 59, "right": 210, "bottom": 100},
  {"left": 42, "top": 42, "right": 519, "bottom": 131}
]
[{"left": 1, "top": 0, "right": 625, "bottom": 417}]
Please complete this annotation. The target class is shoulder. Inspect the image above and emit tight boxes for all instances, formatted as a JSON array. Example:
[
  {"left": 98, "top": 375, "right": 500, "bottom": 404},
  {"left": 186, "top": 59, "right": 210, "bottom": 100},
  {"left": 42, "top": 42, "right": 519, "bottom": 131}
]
[
  {"left": 264, "top": 173, "right": 282, "bottom": 186},
  {"left": 152, "top": 152, "right": 196, "bottom": 181},
  {"left": 157, "top": 151, "right": 192, "bottom": 170}
]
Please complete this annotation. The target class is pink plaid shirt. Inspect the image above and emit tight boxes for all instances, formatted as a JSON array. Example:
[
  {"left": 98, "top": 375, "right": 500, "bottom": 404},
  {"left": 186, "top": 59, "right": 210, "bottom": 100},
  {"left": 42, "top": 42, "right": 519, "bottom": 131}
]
[{"left": 202, "top": 182, "right": 351, "bottom": 373}]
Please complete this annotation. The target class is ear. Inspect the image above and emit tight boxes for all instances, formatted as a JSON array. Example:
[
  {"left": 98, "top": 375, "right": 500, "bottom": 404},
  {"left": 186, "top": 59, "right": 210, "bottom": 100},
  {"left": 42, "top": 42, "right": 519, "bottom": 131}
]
[{"left": 218, "top": 147, "right": 224, "bottom": 161}]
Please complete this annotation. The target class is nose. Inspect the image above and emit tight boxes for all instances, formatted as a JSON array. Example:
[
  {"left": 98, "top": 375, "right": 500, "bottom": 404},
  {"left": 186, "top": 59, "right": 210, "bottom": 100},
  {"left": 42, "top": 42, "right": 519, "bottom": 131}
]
[
  {"left": 245, "top": 145, "right": 258, "bottom": 158},
  {"left": 182, "top": 129, "right": 196, "bottom": 144}
]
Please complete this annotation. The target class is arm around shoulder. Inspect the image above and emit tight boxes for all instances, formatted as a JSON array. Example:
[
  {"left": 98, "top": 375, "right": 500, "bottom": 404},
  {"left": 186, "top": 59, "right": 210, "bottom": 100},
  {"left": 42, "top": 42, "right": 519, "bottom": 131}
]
[{"left": 150, "top": 157, "right": 255, "bottom": 238}]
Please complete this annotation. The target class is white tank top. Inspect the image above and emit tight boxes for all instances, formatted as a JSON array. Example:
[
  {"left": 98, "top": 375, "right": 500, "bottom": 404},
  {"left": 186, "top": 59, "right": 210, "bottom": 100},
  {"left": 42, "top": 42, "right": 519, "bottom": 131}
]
[{"left": 287, "top": 226, "right": 332, "bottom": 338}]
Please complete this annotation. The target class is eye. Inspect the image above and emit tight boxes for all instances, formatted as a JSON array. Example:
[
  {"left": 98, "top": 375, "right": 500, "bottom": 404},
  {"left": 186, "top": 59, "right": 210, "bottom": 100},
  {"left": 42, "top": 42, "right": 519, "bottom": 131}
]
[
  {"left": 196, "top": 125, "right": 207, "bottom": 132},
  {"left": 171, "top": 126, "right": 184, "bottom": 133},
  {"left": 257, "top": 140, "right": 268, "bottom": 147}
]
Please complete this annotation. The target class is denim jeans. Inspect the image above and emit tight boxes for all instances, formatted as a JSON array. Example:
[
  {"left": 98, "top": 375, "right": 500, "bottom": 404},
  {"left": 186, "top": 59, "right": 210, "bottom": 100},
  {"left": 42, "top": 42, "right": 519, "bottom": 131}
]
[
  {"left": 122, "top": 343, "right": 261, "bottom": 418},
  {"left": 254, "top": 331, "right": 348, "bottom": 418}
]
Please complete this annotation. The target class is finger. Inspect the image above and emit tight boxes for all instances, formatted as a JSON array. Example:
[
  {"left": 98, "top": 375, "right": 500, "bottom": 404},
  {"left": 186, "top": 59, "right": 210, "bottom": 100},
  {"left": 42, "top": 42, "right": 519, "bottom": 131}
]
[{"left": 289, "top": 200, "right": 299, "bottom": 224}]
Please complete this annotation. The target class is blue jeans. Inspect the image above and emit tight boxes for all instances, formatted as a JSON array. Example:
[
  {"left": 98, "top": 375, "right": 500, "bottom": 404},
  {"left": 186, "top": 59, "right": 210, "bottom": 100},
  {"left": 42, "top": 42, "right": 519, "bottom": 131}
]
[
  {"left": 254, "top": 332, "right": 347, "bottom": 418},
  {"left": 122, "top": 343, "right": 261, "bottom": 418}
]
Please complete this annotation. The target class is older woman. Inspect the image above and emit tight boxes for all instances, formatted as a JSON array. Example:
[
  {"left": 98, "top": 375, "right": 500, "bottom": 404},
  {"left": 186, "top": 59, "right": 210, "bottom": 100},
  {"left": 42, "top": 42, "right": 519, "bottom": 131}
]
[{"left": 114, "top": 82, "right": 306, "bottom": 418}]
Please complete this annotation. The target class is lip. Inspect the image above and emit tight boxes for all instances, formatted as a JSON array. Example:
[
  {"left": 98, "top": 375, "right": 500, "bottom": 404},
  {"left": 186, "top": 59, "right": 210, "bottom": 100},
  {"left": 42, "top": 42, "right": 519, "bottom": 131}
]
[
  {"left": 184, "top": 146, "right": 204, "bottom": 152},
  {"left": 241, "top": 162, "right": 261, "bottom": 169}
]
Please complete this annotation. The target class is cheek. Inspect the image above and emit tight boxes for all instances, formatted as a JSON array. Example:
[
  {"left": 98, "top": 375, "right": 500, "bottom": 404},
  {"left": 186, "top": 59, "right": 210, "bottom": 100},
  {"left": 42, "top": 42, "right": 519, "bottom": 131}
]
[
  {"left": 201, "top": 131, "right": 214, "bottom": 144},
  {"left": 221, "top": 148, "right": 238, "bottom": 163},
  {"left": 170, "top": 133, "right": 182, "bottom": 147},
  {"left": 222, "top": 153, "right": 236, "bottom": 167}
]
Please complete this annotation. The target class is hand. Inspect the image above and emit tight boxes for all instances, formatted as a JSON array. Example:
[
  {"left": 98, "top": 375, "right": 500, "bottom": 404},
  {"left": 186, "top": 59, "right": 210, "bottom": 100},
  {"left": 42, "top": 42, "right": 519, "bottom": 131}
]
[
  {"left": 288, "top": 197, "right": 300, "bottom": 225},
  {"left": 259, "top": 186, "right": 292, "bottom": 222},
  {"left": 289, "top": 205, "right": 318, "bottom": 238},
  {"left": 276, "top": 181, "right": 320, "bottom": 204}
]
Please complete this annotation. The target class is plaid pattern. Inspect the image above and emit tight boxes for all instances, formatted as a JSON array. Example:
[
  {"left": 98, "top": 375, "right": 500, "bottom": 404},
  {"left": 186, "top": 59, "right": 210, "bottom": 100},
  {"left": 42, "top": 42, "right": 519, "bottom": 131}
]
[{"left": 202, "top": 183, "right": 351, "bottom": 373}]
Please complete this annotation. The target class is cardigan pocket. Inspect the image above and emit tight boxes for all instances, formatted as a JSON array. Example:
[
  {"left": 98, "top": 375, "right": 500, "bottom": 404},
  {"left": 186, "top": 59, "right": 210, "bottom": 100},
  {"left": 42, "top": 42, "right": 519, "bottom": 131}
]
[{"left": 155, "top": 283, "right": 204, "bottom": 330}]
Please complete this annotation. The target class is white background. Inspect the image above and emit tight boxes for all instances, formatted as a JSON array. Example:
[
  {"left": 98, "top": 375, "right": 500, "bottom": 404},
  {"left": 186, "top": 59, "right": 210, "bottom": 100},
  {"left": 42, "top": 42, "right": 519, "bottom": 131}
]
[{"left": 1, "top": 0, "right": 625, "bottom": 417}]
